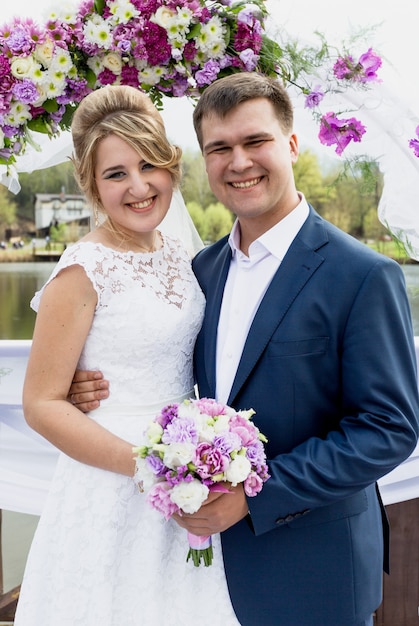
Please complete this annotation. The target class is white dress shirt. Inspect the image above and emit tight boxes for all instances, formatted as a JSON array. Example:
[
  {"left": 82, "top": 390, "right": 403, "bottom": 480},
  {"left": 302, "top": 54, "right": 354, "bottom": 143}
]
[{"left": 216, "top": 195, "right": 309, "bottom": 404}]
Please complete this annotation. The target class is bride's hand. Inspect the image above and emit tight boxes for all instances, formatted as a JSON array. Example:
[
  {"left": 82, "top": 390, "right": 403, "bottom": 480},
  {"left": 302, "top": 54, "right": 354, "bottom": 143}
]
[{"left": 68, "top": 370, "right": 109, "bottom": 412}]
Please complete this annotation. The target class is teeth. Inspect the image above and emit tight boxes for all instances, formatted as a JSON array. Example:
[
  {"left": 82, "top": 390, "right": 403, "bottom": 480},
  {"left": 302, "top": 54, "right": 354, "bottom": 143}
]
[
  {"left": 231, "top": 178, "right": 261, "bottom": 189},
  {"left": 130, "top": 198, "right": 153, "bottom": 209}
]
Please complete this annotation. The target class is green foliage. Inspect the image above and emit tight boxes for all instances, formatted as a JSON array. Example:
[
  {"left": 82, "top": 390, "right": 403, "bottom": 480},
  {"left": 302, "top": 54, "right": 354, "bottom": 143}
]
[
  {"left": 0, "top": 185, "right": 18, "bottom": 229},
  {"left": 187, "top": 199, "right": 233, "bottom": 244},
  {"left": 50, "top": 222, "right": 68, "bottom": 243},
  {"left": 321, "top": 160, "right": 384, "bottom": 238},
  {"left": 186, "top": 201, "right": 206, "bottom": 239},
  {"left": 181, "top": 151, "right": 216, "bottom": 208},
  {"left": 293, "top": 150, "right": 334, "bottom": 207},
  {"left": 201, "top": 203, "right": 234, "bottom": 243},
  {"left": 279, "top": 33, "right": 331, "bottom": 88}
]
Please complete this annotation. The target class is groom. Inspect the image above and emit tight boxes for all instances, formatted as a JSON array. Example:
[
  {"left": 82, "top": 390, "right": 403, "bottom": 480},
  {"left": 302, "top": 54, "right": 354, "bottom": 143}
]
[{"left": 70, "top": 73, "right": 419, "bottom": 625}]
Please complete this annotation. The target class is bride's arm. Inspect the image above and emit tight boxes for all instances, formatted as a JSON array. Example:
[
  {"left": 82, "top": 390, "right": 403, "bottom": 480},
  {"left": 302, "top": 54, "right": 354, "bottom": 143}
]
[{"left": 23, "top": 264, "right": 134, "bottom": 477}]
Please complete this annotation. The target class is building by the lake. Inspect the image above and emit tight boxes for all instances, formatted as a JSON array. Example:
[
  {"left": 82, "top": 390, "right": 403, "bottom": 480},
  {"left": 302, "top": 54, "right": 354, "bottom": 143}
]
[{"left": 34, "top": 191, "right": 91, "bottom": 238}]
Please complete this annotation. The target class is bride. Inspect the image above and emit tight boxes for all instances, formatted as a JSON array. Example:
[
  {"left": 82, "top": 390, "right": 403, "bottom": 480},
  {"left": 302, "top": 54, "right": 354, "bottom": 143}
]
[{"left": 14, "top": 84, "right": 240, "bottom": 626}]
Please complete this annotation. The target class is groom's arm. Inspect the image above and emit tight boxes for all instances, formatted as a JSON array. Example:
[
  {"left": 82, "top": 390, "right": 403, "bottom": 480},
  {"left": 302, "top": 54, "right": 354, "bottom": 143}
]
[{"left": 68, "top": 370, "right": 109, "bottom": 412}]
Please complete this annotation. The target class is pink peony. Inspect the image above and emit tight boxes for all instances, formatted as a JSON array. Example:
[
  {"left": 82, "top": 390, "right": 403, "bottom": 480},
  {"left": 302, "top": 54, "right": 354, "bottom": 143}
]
[
  {"left": 146, "top": 482, "right": 179, "bottom": 520},
  {"left": 244, "top": 471, "right": 264, "bottom": 497}
]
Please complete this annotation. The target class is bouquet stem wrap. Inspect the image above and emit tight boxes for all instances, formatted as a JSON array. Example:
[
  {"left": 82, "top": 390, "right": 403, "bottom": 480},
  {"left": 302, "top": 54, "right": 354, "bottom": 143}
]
[{"left": 187, "top": 532, "right": 213, "bottom": 567}]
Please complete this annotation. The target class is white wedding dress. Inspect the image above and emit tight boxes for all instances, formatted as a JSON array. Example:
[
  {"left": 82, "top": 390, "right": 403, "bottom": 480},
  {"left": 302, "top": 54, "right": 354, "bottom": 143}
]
[{"left": 14, "top": 236, "right": 240, "bottom": 626}]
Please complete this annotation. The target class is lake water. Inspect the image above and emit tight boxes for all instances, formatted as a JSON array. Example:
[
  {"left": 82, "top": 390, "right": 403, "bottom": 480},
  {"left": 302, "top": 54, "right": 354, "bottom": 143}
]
[{"left": 0, "top": 262, "right": 54, "bottom": 340}]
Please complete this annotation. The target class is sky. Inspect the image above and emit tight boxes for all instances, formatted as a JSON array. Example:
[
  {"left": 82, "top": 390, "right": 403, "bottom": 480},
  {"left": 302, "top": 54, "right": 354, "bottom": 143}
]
[{"left": 1, "top": 0, "right": 417, "bottom": 153}]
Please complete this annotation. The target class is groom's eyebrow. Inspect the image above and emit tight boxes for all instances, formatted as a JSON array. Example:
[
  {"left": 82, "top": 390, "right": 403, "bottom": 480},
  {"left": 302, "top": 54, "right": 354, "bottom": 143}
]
[{"left": 203, "top": 132, "right": 273, "bottom": 154}]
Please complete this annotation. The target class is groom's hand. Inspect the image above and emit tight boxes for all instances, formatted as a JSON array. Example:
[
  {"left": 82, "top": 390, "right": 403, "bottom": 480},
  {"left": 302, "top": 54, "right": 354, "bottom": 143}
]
[
  {"left": 172, "top": 483, "right": 248, "bottom": 535},
  {"left": 68, "top": 370, "right": 109, "bottom": 413}
]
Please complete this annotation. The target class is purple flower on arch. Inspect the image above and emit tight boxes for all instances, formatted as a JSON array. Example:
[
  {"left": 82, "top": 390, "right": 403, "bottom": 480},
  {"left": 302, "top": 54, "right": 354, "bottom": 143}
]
[
  {"left": 409, "top": 126, "right": 419, "bottom": 158},
  {"left": 195, "top": 60, "right": 221, "bottom": 87},
  {"left": 304, "top": 86, "right": 324, "bottom": 109},
  {"left": 97, "top": 68, "right": 117, "bottom": 86},
  {"left": 12, "top": 79, "right": 39, "bottom": 105},
  {"left": 333, "top": 48, "right": 382, "bottom": 84},
  {"left": 318, "top": 112, "right": 366, "bottom": 155},
  {"left": 239, "top": 48, "right": 259, "bottom": 71},
  {"left": 358, "top": 48, "right": 382, "bottom": 83}
]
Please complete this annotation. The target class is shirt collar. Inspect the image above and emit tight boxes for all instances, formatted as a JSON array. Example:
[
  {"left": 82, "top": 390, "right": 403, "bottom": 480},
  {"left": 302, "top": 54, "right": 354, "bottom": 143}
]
[{"left": 228, "top": 193, "right": 310, "bottom": 262}]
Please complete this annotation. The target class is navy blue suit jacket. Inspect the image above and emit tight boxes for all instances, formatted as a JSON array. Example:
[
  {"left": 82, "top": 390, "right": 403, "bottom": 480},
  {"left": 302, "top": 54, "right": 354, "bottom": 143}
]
[{"left": 192, "top": 207, "right": 419, "bottom": 626}]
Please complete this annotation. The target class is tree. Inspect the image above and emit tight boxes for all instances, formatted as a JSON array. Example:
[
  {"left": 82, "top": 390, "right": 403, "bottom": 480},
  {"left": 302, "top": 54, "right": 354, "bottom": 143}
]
[
  {"left": 293, "top": 149, "right": 335, "bottom": 210},
  {"left": 0, "top": 185, "right": 18, "bottom": 237},
  {"left": 202, "top": 203, "right": 234, "bottom": 243},
  {"left": 181, "top": 150, "right": 216, "bottom": 208},
  {"left": 322, "top": 160, "right": 384, "bottom": 238},
  {"left": 186, "top": 201, "right": 206, "bottom": 240},
  {"left": 50, "top": 222, "right": 68, "bottom": 243}
]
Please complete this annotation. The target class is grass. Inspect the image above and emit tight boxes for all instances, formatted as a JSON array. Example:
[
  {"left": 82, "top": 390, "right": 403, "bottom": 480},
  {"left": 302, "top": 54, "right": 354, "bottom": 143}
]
[{"left": 365, "top": 239, "right": 417, "bottom": 263}]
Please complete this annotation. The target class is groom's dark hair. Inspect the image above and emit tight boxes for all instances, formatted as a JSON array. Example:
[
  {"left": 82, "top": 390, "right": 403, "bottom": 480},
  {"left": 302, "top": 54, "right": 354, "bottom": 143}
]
[{"left": 193, "top": 72, "right": 294, "bottom": 150}]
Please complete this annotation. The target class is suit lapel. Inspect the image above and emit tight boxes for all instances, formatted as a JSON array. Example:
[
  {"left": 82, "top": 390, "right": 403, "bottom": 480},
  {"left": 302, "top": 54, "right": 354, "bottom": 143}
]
[
  {"left": 202, "top": 244, "right": 232, "bottom": 396},
  {"left": 228, "top": 211, "right": 326, "bottom": 404}
]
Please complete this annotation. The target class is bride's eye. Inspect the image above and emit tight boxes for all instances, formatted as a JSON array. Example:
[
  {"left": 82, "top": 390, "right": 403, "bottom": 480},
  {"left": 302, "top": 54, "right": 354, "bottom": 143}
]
[
  {"left": 104, "top": 171, "right": 125, "bottom": 180},
  {"left": 141, "top": 162, "right": 155, "bottom": 171}
]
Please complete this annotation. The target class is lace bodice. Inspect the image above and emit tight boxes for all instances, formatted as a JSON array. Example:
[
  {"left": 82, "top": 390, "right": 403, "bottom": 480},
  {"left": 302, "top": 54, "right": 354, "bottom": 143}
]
[{"left": 31, "top": 235, "right": 205, "bottom": 405}]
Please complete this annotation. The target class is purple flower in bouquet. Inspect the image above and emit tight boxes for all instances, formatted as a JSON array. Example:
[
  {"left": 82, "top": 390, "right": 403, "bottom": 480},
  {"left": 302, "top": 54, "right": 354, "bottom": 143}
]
[
  {"left": 155, "top": 403, "right": 179, "bottom": 429},
  {"left": 147, "top": 482, "right": 179, "bottom": 520},
  {"left": 162, "top": 416, "right": 199, "bottom": 444},
  {"left": 194, "top": 397, "right": 227, "bottom": 417},
  {"left": 229, "top": 413, "right": 260, "bottom": 446},
  {"left": 193, "top": 441, "right": 230, "bottom": 481},
  {"left": 244, "top": 471, "right": 264, "bottom": 496},
  {"left": 146, "top": 453, "right": 166, "bottom": 477},
  {"left": 318, "top": 111, "right": 366, "bottom": 156},
  {"left": 213, "top": 431, "right": 242, "bottom": 455},
  {"left": 246, "top": 439, "right": 268, "bottom": 469}
]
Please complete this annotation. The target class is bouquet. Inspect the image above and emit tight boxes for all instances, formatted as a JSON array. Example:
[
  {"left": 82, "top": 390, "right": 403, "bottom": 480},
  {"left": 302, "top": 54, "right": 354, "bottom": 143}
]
[{"left": 133, "top": 397, "right": 270, "bottom": 567}]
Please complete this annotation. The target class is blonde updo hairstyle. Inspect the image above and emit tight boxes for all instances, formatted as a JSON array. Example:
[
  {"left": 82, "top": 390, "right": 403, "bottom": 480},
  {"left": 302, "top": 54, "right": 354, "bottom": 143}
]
[{"left": 71, "top": 85, "right": 182, "bottom": 221}]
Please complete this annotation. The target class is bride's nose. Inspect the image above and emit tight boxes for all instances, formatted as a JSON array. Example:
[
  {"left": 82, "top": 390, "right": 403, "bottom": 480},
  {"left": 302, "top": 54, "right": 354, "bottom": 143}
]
[{"left": 129, "top": 172, "right": 149, "bottom": 196}]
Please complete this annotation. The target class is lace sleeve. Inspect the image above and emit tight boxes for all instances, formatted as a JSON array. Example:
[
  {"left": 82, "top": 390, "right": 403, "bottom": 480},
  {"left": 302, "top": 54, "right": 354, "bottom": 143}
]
[{"left": 30, "top": 242, "right": 102, "bottom": 312}]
